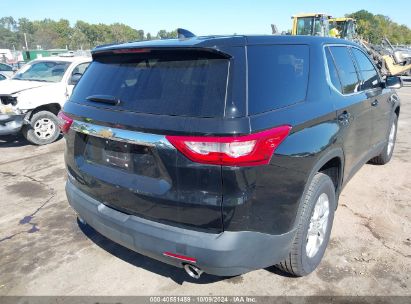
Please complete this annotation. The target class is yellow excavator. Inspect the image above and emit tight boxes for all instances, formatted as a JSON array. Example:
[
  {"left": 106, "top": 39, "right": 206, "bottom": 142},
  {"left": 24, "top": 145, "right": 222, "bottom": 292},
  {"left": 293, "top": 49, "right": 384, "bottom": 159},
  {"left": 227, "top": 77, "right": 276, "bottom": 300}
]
[
  {"left": 289, "top": 13, "right": 411, "bottom": 76},
  {"left": 291, "top": 13, "right": 331, "bottom": 37},
  {"left": 329, "top": 17, "right": 357, "bottom": 40}
]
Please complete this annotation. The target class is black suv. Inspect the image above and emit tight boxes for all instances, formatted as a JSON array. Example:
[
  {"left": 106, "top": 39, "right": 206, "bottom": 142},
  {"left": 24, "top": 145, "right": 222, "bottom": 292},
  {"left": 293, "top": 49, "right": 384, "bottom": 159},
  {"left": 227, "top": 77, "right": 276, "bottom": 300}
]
[{"left": 61, "top": 35, "right": 401, "bottom": 278}]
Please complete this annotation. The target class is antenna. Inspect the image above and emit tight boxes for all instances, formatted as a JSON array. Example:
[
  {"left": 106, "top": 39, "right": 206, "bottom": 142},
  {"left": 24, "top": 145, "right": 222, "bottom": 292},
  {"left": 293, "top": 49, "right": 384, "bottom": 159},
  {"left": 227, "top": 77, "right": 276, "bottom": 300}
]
[{"left": 177, "top": 28, "right": 196, "bottom": 39}]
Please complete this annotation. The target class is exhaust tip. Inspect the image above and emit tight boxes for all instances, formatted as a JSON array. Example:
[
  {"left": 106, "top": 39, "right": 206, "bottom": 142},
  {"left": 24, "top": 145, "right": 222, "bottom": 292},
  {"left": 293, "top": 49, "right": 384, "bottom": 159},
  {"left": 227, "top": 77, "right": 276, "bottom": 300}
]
[{"left": 184, "top": 264, "right": 203, "bottom": 279}]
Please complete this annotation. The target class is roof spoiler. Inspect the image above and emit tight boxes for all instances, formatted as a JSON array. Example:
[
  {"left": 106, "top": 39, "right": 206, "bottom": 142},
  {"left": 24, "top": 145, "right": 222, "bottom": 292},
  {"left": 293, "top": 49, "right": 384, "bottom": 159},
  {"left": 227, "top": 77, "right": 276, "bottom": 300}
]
[{"left": 177, "top": 28, "right": 196, "bottom": 39}]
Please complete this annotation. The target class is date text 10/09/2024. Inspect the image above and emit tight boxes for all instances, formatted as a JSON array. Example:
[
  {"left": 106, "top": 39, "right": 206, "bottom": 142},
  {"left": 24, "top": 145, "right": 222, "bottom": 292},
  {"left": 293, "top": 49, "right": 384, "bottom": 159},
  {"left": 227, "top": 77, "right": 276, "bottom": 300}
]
[{"left": 149, "top": 296, "right": 257, "bottom": 303}]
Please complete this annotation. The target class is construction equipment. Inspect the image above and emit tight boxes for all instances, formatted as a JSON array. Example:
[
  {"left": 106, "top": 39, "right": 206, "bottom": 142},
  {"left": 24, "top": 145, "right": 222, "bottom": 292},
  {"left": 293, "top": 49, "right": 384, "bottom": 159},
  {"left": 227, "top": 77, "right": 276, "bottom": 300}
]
[
  {"left": 329, "top": 17, "right": 357, "bottom": 40},
  {"left": 330, "top": 17, "right": 411, "bottom": 76},
  {"left": 289, "top": 13, "right": 411, "bottom": 77},
  {"left": 291, "top": 13, "right": 332, "bottom": 37},
  {"left": 362, "top": 37, "right": 411, "bottom": 76}
]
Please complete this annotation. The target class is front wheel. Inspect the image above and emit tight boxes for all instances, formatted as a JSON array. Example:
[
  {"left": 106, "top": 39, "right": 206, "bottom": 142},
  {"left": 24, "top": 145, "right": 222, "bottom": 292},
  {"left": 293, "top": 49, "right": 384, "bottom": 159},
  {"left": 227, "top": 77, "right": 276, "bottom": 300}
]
[
  {"left": 276, "top": 172, "right": 336, "bottom": 276},
  {"left": 22, "top": 111, "right": 60, "bottom": 145}
]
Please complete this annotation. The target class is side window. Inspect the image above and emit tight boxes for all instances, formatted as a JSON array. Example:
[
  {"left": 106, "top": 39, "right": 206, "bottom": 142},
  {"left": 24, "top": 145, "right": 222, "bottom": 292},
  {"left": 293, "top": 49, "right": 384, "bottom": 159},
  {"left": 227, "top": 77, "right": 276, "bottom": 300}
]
[
  {"left": 325, "top": 47, "right": 342, "bottom": 93},
  {"left": 248, "top": 44, "right": 309, "bottom": 114},
  {"left": 72, "top": 62, "right": 90, "bottom": 76},
  {"left": 329, "top": 46, "right": 360, "bottom": 94},
  {"left": 351, "top": 48, "right": 380, "bottom": 91}
]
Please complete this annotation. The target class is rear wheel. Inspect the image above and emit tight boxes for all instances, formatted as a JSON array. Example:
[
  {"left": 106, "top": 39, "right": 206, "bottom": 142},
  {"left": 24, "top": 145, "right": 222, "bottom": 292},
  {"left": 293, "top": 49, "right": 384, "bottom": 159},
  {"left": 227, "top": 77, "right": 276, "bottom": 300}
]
[
  {"left": 369, "top": 115, "right": 398, "bottom": 165},
  {"left": 22, "top": 111, "right": 60, "bottom": 145},
  {"left": 276, "top": 172, "right": 336, "bottom": 276}
]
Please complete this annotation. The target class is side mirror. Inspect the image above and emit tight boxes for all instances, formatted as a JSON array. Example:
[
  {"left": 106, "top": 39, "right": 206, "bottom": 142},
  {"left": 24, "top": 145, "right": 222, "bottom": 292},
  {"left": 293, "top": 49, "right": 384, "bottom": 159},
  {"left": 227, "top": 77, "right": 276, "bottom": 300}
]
[
  {"left": 385, "top": 76, "right": 403, "bottom": 89},
  {"left": 69, "top": 73, "right": 83, "bottom": 86}
]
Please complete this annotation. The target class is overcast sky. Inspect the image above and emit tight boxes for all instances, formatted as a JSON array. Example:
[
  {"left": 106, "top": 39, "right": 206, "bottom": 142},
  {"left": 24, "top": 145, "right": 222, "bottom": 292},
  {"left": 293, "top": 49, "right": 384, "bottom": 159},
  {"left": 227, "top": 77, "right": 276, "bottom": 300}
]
[{"left": 2, "top": 0, "right": 410, "bottom": 35}]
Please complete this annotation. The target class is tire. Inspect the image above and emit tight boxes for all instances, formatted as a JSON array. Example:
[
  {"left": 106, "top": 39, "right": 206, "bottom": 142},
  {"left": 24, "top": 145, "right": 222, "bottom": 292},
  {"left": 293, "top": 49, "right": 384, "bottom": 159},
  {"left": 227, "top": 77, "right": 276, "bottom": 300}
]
[
  {"left": 276, "top": 172, "right": 336, "bottom": 276},
  {"left": 369, "top": 115, "right": 398, "bottom": 165},
  {"left": 22, "top": 111, "right": 60, "bottom": 145}
]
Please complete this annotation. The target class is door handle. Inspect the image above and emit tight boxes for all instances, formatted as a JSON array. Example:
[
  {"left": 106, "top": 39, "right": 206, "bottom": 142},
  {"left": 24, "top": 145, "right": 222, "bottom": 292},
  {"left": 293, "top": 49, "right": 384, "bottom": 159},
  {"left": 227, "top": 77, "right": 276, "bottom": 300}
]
[
  {"left": 338, "top": 111, "right": 351, "bottom": 126},
  {"left": 371, "top": 100, "right": 379, "bottom": 107}
]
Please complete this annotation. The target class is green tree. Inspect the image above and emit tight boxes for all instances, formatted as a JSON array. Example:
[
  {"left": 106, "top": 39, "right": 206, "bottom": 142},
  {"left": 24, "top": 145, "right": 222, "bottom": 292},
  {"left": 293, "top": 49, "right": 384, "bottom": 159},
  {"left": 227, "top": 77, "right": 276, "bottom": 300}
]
[
  {"left": 347, "top": 10, "right": 411, "bottom": 44},
  {"left": 0, "top": 16, "right": 17, "bottom": 32},
  {"left": 156, "top": 29, "right": 177, "bottom": 39},
  {"left": 17, "top": 18, "right": 35, "bottom": 49},
  {"left": 52, "top": 19, "right": 72, "bottom": 48},
  {"left": 109, "top": 23, "right": 141, "bottom": 43}
]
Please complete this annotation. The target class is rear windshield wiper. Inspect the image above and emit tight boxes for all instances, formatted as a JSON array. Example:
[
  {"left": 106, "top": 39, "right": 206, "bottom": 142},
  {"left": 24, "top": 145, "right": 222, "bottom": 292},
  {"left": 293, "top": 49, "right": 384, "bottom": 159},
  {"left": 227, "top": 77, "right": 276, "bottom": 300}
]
[{"left": 86, "top": 95, "right": 121, "bottom": 106}]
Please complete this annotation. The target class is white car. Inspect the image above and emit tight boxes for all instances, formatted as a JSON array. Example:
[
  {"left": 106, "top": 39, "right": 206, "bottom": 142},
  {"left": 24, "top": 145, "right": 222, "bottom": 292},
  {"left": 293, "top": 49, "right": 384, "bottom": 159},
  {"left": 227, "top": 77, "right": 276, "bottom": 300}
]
[
  {"left": 0, "top": 56, "right": 91, "bottom": 144},
  {"left": 0, "top": 73, "right": 9, "bottom": 81}
]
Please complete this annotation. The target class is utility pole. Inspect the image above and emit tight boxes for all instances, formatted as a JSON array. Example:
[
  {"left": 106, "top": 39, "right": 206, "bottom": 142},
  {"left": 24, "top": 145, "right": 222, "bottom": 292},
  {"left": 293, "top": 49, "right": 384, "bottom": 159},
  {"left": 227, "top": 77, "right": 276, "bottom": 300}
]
[{"left": 24, "top": 33, "right": 28, "bottom": 50}]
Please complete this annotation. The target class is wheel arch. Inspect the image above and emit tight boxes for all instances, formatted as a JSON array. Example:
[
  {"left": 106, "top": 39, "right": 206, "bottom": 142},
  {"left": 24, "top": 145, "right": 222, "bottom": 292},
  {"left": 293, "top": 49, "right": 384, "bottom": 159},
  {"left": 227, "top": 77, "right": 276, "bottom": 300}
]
[
  {"left": 312, "top": 149, "right": 344, "bottom": 199},
  {"left": 25, "top": 103, "right": 61, "bottom": 121},
  {"left": 291, "top": 148, "right": 345, "bottom": 230},
  {"left": 303, "top": 148, "right": 345, "bottom": 211}
]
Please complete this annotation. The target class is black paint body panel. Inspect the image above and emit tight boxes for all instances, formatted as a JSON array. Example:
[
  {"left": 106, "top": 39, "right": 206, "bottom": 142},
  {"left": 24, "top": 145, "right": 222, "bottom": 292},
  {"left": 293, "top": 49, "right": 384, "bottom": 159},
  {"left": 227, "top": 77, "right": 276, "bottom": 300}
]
[{"left": 64, "top": 35, "right": 399, "bottom": 238}]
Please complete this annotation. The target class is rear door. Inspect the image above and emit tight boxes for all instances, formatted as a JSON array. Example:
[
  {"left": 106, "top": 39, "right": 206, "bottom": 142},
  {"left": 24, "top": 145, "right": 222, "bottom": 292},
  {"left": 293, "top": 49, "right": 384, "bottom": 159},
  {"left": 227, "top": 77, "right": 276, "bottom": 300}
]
[
  {"left": 326, "top": 45, "right": 373, "bottom": 177},
  {"left": 65, "top": 49, "right": 234, "bottom": 233},
  {"left": 350, "top": 47, "right": 391, "bottom": 148}
]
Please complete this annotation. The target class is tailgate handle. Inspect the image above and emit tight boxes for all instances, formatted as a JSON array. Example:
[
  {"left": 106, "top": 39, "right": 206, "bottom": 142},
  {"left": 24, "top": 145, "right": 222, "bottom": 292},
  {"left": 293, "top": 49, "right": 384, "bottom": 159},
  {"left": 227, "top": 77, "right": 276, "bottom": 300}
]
[{"left": 70, "top": 120, "right": 170, "bottom": 147}]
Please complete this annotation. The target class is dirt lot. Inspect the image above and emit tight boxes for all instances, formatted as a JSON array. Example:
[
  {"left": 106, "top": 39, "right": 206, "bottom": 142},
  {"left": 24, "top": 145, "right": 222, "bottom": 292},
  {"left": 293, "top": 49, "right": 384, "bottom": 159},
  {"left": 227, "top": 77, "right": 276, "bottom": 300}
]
[{"left": 0, "top": 84, "right": 410, "bottom": 297}]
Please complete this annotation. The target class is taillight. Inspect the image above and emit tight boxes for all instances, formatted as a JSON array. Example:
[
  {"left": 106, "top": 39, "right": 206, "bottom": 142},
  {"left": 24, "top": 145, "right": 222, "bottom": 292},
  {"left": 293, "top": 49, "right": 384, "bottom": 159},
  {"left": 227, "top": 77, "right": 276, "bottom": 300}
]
[
  {"left": 166, "top": 125, "right": 291, "bottom": 167},
  {"left": 57, "top": 111, "right": 73, "bottom": 134}
]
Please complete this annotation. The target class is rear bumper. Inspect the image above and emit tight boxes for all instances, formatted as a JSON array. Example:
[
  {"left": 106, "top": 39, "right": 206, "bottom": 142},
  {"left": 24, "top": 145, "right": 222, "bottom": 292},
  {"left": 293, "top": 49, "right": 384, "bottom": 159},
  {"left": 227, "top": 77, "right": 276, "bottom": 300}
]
[
  {"left": 66, "top": 178, "right": 296, "bottom": 276},
  {"left": 0, "top": 114, "right": 24, "bottom": 135}
]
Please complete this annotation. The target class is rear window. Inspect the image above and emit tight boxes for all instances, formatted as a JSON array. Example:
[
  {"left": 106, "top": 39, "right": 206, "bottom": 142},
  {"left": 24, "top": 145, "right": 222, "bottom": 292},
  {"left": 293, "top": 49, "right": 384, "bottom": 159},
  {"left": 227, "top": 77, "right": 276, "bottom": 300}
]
[
  {"left": 70, "top": 50, "right": 229, "bottom": 118},
  {"left": 248, "top": 45, "right": 309, "bottom": 115}
]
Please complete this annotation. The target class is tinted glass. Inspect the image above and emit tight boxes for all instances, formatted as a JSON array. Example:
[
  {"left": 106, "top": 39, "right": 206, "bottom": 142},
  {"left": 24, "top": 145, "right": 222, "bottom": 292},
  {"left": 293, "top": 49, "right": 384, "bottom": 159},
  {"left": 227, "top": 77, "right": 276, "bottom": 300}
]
[
  {"left": 72, "top": 62, "right": 89, "bottom": 76},
  {"left": 71, "top": 52, "right": 229, "bottom": 118},
  {"left": 325, "top": 47, "right": 342, "bottom": 92},
  {"left": 351, "top": 48, "right": 380, "bottom": 90},
  {"left": 0, "top": 74, "right": 6, "bottom": 81},
  {"left": 12, "top": 61, "right": 70, "bottom": 83},
  {"left": 329, "top": 46, "right": 360, "bottom": 94},
  {"left": 248, "top": 45, "right": 309, "bottom": 114}
]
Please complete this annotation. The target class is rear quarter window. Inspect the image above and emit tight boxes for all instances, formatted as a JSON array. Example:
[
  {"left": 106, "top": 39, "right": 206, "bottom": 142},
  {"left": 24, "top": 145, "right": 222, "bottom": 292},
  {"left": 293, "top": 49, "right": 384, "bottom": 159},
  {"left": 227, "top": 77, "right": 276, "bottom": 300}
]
[{"left": 247, "top": 44, "right": 309, "bottom": 115}]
